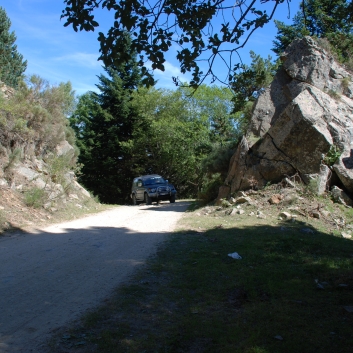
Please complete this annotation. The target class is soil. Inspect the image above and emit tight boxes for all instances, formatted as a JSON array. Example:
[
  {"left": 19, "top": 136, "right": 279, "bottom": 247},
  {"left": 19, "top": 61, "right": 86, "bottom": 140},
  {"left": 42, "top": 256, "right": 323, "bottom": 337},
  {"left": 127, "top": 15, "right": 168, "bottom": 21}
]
[{"left": 0, "top": 200, "right": 191, "bottom": 353}]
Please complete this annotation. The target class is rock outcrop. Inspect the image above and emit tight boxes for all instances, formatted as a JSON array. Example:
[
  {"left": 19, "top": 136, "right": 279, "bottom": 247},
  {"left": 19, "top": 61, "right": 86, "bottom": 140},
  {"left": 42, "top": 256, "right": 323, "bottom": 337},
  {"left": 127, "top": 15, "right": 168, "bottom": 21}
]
[
  {"left": 0, "top": 81, "right": 90, "bottom": 212},
  {"left": 218, "top": 37, "right": 353, "bottom": 200}
]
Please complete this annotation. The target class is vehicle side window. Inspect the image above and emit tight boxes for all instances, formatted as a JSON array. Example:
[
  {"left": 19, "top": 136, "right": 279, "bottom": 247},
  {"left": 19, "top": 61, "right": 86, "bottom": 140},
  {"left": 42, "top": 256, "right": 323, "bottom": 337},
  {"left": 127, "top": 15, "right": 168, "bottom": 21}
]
[{"left": 137, "top": 180, "right": 143, "bottom": 187}]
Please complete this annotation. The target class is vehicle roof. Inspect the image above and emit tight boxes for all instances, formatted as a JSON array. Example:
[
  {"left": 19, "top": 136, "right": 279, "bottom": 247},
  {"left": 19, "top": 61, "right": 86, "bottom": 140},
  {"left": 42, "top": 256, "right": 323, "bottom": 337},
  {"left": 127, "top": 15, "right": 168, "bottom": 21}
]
[{"left": 138, "top": 174, "right": 163, "bottom": 180}]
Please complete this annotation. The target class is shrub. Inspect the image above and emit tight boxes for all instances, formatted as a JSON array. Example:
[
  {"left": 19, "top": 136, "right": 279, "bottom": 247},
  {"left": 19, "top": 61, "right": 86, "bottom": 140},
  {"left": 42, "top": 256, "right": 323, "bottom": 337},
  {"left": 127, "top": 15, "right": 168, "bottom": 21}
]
[
  {"left": 23, "top": 187, "right": 46, "bottom": 208},
  {"left": 3, "top": 148, "right": 21, "bottom": 173},
  {"left": 341, "top": 77, "right": 351, "bottom": 89},
  {"left": 323, "top": 145, "right": 342, "bottom": 167},
  {"left": 198, "top": 173, "right": 223, "bottom": 204},
  {"left": 327, "top": 90, "right": 341, "bottom": 100},
  {"left": 305, "top": 177, "right": 319, "bottom": 196},
  {"left": 0, "top": 75, "right": 76, "bottom": 159}
]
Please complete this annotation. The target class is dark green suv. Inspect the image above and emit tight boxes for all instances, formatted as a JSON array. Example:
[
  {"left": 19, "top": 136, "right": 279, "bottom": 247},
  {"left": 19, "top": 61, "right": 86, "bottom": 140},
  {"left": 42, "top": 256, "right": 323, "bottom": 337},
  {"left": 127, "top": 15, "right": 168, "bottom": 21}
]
[{"left": 131, "top": 174, "right": 177, "bottom": 205}]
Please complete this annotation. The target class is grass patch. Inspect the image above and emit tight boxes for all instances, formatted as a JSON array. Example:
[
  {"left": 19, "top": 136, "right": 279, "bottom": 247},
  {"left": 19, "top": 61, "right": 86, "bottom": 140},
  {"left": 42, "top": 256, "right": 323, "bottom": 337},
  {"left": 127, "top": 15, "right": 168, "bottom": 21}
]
[
  {"left": 23, "top": 187, "right": 46, "bottom": 208},
  {"left": 51, "top": 203, "right": 353, "bottom": 353}
]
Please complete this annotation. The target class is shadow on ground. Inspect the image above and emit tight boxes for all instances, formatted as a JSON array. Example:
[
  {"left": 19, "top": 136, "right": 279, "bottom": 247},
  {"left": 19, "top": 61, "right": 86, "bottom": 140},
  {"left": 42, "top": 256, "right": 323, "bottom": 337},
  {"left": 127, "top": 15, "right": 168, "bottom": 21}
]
[{"left": 46, "top": 219, "right": 353, "bottom": 353}]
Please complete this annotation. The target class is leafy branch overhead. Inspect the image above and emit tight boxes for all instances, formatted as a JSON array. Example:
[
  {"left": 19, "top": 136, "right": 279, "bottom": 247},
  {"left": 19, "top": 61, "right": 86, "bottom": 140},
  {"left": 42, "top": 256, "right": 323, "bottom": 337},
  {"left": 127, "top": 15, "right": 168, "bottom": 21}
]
[{"left": 61, "top": 0, "right": 288, "bottom": 87}]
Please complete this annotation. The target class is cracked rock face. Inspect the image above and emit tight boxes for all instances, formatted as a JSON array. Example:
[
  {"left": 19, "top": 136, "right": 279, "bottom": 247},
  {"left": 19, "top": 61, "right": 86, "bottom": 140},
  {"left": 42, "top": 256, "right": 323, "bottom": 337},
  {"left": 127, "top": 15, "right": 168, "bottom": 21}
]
[{"left": 219, "top": 36, "right": 353, "bottom": 199}]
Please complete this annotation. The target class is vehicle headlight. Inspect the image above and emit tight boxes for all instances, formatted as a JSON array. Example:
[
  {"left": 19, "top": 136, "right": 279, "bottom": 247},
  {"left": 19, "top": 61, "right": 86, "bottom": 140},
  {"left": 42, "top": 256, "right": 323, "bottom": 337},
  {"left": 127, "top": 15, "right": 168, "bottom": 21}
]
[{"left": 149, "top": 188, "right": 156, "bottom": 192}]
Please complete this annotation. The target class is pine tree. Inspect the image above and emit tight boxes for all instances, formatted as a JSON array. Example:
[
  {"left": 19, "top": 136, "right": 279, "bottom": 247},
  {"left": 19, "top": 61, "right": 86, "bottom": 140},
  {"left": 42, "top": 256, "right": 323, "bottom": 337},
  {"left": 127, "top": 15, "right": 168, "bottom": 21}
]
[
  {"left": 272, "top": 0, "right": 353, "bottom": 63},
  {"left": 0, "top": 7, "right": 27, "bottom": 88},
  {"left": 272, "top": 14, "right": 310, "bottom": 56},
  {"left": 70, "top": 35, "right": 143, "bottom": 203}
]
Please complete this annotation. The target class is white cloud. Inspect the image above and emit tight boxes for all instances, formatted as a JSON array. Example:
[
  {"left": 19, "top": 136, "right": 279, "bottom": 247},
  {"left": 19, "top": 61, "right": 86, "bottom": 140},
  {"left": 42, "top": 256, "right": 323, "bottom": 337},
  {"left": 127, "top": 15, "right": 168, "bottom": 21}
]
[
  {"left": 145, "top": 60, "right": 190, "bottom": 88},
  {"left": 54, "top": 52, "right": 102, "bottom": 69}
]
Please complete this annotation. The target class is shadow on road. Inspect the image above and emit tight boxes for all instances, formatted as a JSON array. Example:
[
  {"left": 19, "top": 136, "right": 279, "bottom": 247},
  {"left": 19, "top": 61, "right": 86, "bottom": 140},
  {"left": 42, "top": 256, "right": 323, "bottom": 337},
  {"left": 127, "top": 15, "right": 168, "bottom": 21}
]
[
  {"left": 138, "top": 200, "right": 192, "bottom": 212},
  {"left": 0, "top": 202, "right": 189, "bottom": 353}
]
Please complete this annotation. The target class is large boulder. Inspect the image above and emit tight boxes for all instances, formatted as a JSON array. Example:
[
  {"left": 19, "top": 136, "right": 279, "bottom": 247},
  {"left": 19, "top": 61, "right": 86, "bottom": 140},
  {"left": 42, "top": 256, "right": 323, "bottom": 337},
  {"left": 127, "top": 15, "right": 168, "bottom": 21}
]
[{"left": 218, "top": 37, "right": 353, "bottom": 200}]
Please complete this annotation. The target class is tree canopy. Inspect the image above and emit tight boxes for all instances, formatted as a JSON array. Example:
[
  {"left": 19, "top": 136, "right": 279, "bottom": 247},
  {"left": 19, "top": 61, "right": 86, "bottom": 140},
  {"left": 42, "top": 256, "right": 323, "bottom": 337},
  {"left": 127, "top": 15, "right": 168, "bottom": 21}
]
[
  {"left": 0, "top": 6, "right": 27, "bottom": 88},
  {"left": 61, "top": 0, "right": 289, "bottom": 88},
  {"left": 272, "top": 0, "right": 353, "bottom": 63}
]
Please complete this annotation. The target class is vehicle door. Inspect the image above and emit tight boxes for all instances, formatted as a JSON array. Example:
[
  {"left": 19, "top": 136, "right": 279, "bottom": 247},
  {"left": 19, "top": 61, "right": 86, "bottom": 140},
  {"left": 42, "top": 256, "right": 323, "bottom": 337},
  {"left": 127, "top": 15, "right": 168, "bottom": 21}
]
[{"left": 135, "top": 179, "right": 144, "bottom": 201}]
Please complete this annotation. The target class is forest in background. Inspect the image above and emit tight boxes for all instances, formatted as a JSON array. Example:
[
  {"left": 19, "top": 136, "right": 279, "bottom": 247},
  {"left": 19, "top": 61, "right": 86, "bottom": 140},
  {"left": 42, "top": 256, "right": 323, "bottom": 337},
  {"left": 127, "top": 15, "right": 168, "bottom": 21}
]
[{"left": 1, "top": 0, "right": 353, "bottom": 204}]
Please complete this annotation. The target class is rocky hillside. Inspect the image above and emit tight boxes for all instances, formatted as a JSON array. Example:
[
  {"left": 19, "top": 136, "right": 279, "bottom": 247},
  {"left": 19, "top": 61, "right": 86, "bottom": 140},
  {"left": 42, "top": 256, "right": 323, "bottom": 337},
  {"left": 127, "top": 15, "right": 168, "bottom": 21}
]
[
  {"left": 218, "top": 36, "right": 353, "bottom": 207},
  {"left": 0, "top": 79, "right": 98, "bottom": 233}
]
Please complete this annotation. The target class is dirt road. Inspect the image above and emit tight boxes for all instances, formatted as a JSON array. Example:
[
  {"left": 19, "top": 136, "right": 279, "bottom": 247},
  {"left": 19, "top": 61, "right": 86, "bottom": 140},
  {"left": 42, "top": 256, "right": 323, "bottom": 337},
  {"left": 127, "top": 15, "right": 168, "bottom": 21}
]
[{"left": 0, "top": 201, "right": 190, "bottom": 352}]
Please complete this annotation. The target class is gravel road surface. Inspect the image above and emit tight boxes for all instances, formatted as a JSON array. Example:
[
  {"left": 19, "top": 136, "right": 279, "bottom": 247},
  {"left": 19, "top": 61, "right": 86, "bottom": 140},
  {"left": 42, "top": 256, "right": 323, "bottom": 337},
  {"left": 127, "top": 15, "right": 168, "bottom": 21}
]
[{"left": 0, "top": 201, "right": 190, "bottom": 352}]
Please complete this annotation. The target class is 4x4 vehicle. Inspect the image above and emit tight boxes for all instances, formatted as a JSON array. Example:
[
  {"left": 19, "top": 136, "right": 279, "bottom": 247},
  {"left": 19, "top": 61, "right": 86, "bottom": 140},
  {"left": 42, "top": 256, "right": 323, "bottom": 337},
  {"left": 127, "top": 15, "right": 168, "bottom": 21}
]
[{"left": 131, "top": 174, "right": 177, "bottom": 205}]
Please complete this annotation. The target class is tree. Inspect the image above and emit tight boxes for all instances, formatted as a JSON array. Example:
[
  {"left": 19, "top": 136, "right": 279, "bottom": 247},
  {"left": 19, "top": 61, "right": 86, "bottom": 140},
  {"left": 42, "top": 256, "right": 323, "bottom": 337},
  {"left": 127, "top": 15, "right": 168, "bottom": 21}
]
[
  {"left": 230, "top": 51, "right": 279, "bottom": 135},
  {"left": 272, "top": 0, "right": 353, "bottom": 62},
  {"left": 179, "top": 85, "right": 238, "bottom": 145},
  {"left": 0, "top": 7, "right": 27, "bottom": 88},
  {"left": 61, "top": 0, "right": 288, "bottom": 88},
  {"left": 70, "top": 42, "right": 143, "bottom": 203},
  {"left": 272, "top": 14, "right": 309, "bottom": 55},
  {"left": 128, "top": 87, "right": 212, "bottom": 196}
]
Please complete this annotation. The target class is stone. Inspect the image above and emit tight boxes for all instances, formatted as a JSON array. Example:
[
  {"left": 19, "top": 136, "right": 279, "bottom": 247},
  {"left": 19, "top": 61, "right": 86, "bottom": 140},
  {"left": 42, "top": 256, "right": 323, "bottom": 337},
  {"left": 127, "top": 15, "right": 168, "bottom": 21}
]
[
  {"left": 279, "top": 211, "right": 292, "bottom": 220},
  {"left": 229, "top": 208, "right": 238, "bottom": 216},
  {"left": 0, "top": 178, "right": 7, "bottom": 186},
  {"left": 341, "top": 232, "right": 352, "bottom": 239},
  {"left": 302, "top": 164, "right": 331, "bottom": 195},
  {"left": 43, "top": 202, "right": 52, "bottom": 209},
  {"left": 333, "top": 148, "right": 353, "bottom": 193},
  {"left": 281, "top": 193, "right": 298, "bottom": 206},
  {"left": 73, "top": 181, "right": 91, "bottom": 198},
  {"left": 312, "top": 211, "right": 321, "bottom": 219},
  {"left": 268, "top": 194, "right": 283, "bottom": 204},
  {"left": 321, "top": 210, "right": 331, "bottom": 218},
  {"left": 250, "top": 67, "right": 292, "bottom": 137},
  {"left": 32, "top": 177, "right": 47, "bottom": 189},
  {"left": 217, "top": 36, "right": 353, "bottom": 200},
  {"left": 56, "top": 140, "right": 75, "bottom": 157},
  {"left": 257, "top": 210, "right": 266, "bottom": 219},
  {"left": 15, "top": 165, "right": 39, "bottom": 181},
  {"left": 331, "top": 186, "right": 353, "bottom": 206},
  {"left": 225, "top": 208, "right": 234, "bottom": 216},
  {"left": 282, "top": 36, "right": 332, "bottom": 90},
  {"left": 235, "top": 196, "right": 252, "bottom": 205}
]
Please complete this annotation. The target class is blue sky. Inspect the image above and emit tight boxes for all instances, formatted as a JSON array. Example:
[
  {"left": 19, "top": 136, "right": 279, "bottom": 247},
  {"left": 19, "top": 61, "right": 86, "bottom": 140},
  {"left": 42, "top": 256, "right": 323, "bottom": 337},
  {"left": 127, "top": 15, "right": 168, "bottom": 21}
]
[{"left": 2, "top": 0, "right": 300, "bottom": 95}]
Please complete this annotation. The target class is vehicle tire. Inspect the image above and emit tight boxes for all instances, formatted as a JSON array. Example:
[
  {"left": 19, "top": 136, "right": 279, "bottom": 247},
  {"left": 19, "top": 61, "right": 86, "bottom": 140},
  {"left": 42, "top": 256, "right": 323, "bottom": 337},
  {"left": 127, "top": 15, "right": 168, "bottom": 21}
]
[
  {"left": 144, "top": 193, "right": 152, "bottom": 205},
  {"left": 170, "top": 195, "right": 176, "bottom": 203},
  {"left": 132, "top": 194, "right": 139, "bottom": 205}
]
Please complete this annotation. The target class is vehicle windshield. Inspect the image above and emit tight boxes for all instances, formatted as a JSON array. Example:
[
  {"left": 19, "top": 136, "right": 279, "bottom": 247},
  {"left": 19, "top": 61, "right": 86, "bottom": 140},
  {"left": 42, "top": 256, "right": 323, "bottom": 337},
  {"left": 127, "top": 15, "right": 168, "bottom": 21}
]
[{"left": 144, "top": 177, "right": 165, "bottom": 185}]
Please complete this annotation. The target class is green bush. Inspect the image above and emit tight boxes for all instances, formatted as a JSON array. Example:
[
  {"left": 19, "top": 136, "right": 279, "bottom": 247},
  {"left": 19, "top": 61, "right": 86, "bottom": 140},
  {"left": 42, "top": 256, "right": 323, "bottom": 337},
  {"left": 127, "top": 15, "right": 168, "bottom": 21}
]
[
  {"left": 24, "top": 187, "right": 46, "bottom": 208},
  {"left": 198, "top": 173, "right": 223, "bottom": 204},
  {"left": 3, "top": 148, "right": 21, "bottom": 173},
  {"left": 323, "top": 145, "right": 342, "bottom": 166},
  {"left": 0, "top": 75, "right": 76, "bottom": 159}
]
